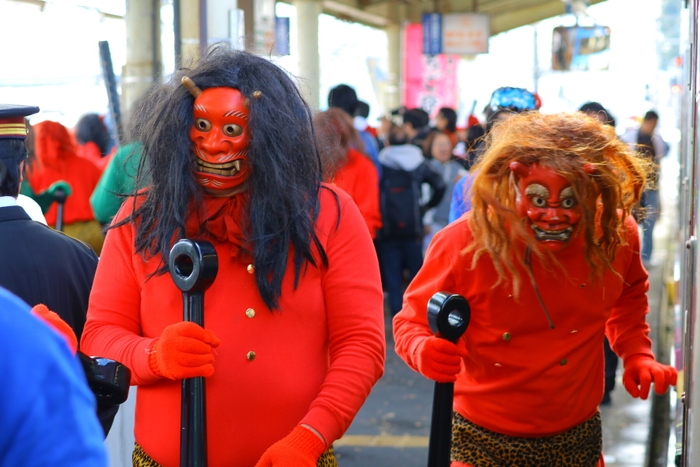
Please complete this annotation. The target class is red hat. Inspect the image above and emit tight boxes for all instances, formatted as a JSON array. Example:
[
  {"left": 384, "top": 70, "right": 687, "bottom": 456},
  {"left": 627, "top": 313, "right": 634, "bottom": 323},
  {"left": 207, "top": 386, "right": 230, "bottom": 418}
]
[{"left": 0, "top": 104, "right": 40, "bottom": 140}]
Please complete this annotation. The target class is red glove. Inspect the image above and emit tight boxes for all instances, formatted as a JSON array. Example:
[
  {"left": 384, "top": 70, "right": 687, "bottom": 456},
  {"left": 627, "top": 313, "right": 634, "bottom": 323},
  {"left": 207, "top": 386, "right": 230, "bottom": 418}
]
[
  {"left": 31, "top": 304, "right": 78, "bottom": 354},
  {"left": 148, "top": 321, "right": 220, "bottom": 380},
  {"left": 415, "top": 336, "right": 467, "bottom": 383},
  {"left": 254, "top": 425, "right": 327, "bottom": 467},
  {"left": 622, "top": 354, "right": 677, "bottom": 400}
]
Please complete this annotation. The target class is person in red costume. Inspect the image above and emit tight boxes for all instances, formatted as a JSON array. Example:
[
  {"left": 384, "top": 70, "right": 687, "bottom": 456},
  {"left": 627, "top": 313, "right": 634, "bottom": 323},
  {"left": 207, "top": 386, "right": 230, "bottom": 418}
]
[
  {"left": 26, "top": 120, "right": 104, "bottom": 252},
  {"left": 313, "top": 107, "right": 381, "bottom": 239},
  {"left": 80, "top": 47, "right": 385, "bottom": 467},
  {"left": 393, "top": 111, "right": 677, "bottom": 467}
]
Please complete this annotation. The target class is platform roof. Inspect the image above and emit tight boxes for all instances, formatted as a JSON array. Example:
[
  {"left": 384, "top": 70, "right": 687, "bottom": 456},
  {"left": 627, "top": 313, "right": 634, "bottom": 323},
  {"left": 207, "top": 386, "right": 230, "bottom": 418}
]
[{"left": 318, "top": 0, "right": 607, "bottom": 34}]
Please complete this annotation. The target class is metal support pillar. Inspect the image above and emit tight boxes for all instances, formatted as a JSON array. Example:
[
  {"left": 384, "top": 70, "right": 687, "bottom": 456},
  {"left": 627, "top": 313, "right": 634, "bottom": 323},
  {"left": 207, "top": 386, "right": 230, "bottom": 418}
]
[{"left": 294, "top": 0, "right": 321, "bottom": 110}]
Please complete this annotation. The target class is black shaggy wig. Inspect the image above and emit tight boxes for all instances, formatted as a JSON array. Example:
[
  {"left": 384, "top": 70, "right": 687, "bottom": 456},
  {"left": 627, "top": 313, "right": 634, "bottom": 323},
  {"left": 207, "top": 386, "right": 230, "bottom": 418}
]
[{"left": 123, "top": 46, "right": 329, "bottom": 309}]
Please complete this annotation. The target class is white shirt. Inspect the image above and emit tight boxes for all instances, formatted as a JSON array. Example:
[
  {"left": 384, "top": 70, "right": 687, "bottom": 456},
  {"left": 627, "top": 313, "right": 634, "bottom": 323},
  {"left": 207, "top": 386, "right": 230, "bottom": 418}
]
[{"left": 0, "top": 195, "right": 48, "bottom": 225}]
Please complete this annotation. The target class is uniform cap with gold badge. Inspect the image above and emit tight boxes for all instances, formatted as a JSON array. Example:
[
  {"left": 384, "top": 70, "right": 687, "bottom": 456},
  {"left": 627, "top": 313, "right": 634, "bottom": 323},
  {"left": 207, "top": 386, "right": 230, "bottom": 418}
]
[{"left": 0, "top": 104, "right": 40, "bottom": 140}]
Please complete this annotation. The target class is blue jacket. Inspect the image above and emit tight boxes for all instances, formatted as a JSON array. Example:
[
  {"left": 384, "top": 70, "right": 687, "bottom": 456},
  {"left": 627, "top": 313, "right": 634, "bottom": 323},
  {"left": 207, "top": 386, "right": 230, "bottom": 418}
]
[{"left": 0, "top": 287, "right": 108, "bottom": 467}]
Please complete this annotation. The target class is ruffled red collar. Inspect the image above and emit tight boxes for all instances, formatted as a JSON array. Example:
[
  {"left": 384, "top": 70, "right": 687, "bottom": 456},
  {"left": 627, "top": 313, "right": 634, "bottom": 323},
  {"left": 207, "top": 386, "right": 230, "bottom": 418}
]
[{"left": 185, "top": 194, "right": 252, "bottom": 259}]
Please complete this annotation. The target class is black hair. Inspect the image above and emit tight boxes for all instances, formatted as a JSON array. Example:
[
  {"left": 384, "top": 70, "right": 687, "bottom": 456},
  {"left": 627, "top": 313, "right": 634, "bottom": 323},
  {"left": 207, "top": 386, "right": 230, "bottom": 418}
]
[
  {"left": 485, "top": 108, "right": 513, "bottom": 134},
  {"left": 75, "top": 113, "right": 111, "bottom": 157},
  {"left": 578, "top": 102, "right": 616, "bottom": 128},
  {"left": 437, "top": 107, "right": 457, "bottom": 133},
  {"left": 466, "top": 124, "right": 485, "bottom": 142},
  {"left": 403, "top": 108, "right": 429, "bottom": 130},
  {"left": 355, "top": 100, "right": 370, "bottom": 119},
  {"left": 387, "top": 124, "right": 408, "bottom": 145},
  {"left": 0, "top": 139, "right": 27, "bottom": 197},
  {"left": 644, "top": 110, "right": 659, "bottom": 121},
  {"left": 578, "top": 102, "right": 606, "bottom": 114},
  {"left": 124, "top": 45, "right": 329, "bottom": 310},
  {"left": 327, "top": 84, "right": 358, "bottom": 116}
]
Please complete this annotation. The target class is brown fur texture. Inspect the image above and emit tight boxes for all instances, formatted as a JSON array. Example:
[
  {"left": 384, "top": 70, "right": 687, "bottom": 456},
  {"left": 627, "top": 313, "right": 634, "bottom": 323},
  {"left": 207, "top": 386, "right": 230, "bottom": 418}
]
[{"left": 466, "top": 111, "right": 652, "bottom": 294}]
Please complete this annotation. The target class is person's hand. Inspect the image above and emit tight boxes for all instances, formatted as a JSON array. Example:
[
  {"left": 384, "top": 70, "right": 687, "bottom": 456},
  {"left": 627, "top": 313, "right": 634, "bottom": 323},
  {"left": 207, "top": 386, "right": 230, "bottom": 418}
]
[
  {"left": 148, "top": 321, "right": 220, "bottom": 380},
  {"left": 622, "top": 354, "right": 677, "bottom": 399},
  {"left": 46, "top": 180, "right": 72, "bottom": 197},
  {"left": 415, "top": 336, "right": 467, "bottom": 383},
  {"left": 254, "top": 425, "right": 327, "bottom": 467},
  {"left": 31, "top": 304, "right": 78, "bottom": 353}
]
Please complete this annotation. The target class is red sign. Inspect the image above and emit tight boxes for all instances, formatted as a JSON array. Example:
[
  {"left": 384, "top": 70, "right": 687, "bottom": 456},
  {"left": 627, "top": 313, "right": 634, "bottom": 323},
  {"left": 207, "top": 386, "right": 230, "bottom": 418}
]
[{"left": 402, "top": 23, "right": 459, "bottom": 117}]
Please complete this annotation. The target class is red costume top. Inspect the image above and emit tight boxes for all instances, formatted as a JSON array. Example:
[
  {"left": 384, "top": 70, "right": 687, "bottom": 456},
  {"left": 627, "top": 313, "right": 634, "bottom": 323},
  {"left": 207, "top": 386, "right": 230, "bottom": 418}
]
[
  {"left": 332, "top": 148, "right": 382, "bottom": 239},
  {"left": 393, "top": 213, "right": 653, "bottom": 437},
  {"left": 26, "top": 121, "right": 101, "bottom": 226},
  {"left": 81, "top": 184, "right": 385, "bottom": 467},
  {"left": 76, "top": 141, "right": 114, "bottom": 173}
]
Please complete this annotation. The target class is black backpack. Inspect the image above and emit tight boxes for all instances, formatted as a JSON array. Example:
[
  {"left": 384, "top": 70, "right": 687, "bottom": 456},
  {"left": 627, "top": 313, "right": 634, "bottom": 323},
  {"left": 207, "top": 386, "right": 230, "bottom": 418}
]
[{"left": 379, "top": 166, "right": 423, "bottom": 239}]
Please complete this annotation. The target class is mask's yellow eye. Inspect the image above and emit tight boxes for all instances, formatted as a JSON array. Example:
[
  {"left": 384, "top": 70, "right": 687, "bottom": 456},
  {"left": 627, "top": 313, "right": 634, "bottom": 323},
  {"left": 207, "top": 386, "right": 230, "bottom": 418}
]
[
  {"left": 194, "top": 119, "right": 212, "bottom": 131},
  {"left": 223, "top": 124, "right": 243, "bottom": 137},
  {"left": 531, "top": 196, "right": 547, "bottom": 208},
  {"left": 562, "top": 198, "right": 577, "bottom": 208}
]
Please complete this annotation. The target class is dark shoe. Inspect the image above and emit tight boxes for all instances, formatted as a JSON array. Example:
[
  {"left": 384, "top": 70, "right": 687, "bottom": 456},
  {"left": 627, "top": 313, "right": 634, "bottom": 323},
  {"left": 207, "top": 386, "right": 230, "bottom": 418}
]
[{"left": 601, "top": 391, "right": 612, "bottom": 406}]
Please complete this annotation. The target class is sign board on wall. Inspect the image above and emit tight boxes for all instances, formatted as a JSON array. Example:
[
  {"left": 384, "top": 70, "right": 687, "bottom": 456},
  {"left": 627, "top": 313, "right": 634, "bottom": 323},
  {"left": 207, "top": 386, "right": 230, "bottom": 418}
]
[
  {"left": 422, "top": 13, "right": 442, "bottom": 55},
  {"left": 442, "top": 13, "right": 489, "bottom": 55},
  {"left": 552, "top": 25, "right": 611, "bottom": 71},
  {"left": 404, "top": 23, "right": 459, "bottom": 116},
  {"left": 254, "top": 0, "right": 276, "bottom": 51},
  {"left": 275, "top": 16, "right": 290, "bottom": 56}
]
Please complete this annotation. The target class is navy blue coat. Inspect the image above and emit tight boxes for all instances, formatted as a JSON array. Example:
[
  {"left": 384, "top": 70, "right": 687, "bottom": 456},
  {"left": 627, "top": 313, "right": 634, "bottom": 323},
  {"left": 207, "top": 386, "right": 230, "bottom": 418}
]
[{"left": 0, "top": 205, "right": 98, "bottom": 341}]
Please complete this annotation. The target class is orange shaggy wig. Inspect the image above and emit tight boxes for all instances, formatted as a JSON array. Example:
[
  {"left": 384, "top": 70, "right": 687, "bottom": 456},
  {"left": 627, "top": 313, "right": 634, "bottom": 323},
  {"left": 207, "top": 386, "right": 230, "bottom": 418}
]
[{"left": 467, "top": 111, "right": 652, "bottom": 293}]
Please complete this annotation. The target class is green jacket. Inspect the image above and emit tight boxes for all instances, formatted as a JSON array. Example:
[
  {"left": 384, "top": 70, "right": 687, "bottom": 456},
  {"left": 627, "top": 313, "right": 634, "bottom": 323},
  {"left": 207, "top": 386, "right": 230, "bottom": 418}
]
[{"left": 90, "top": 142, "right": 143, "bottom": 225}]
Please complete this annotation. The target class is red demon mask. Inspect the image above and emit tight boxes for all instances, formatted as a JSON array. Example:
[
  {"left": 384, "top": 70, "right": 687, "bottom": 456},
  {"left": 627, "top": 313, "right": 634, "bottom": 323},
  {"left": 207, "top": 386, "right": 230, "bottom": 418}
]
[
  {"left": 511, "top": 162, "right": 583, "bottom": 253},
  {"left": 190, "top": 87, "right": 250, "bottom": 196}
]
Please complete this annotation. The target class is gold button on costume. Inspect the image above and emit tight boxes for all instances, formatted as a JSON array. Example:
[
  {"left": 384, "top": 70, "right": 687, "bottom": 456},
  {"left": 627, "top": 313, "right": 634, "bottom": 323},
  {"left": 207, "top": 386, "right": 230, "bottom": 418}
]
[
  {"left": 246, "top": 351, "right": 256, "bottom": 361},
  {"left": 246, "top": 264, "right": 255, "bottom": 274},
  {"left": 502, "top": 332, "right": 511, "bottom": 341},
  {"left": 245, "top": 308, "right": 255, "bottom": 318}
]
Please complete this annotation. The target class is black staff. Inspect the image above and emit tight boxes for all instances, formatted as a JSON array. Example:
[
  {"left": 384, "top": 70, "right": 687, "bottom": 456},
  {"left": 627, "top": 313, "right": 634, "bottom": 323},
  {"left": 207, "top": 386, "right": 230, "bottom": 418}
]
[
  {"left": 168, "top": 239, "right": 218, "bottom": 467},
  {"left": 53, "top": 186, "right": 67, "bottom": 232},
  {"left": 426, "top": 292, "right": 470, "bottom": 467}
]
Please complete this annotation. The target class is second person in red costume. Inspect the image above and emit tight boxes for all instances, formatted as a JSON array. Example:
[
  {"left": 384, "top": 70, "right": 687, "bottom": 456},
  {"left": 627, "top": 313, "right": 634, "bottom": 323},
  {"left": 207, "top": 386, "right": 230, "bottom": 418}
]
[{"left": 393, "top": 111, "right": 677, "bottom": 467}]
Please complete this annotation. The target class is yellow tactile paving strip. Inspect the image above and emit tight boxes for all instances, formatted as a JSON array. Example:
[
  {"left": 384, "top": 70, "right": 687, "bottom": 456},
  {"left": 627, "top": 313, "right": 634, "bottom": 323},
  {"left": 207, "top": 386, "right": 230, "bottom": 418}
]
[{"left": 334, "top": 435, "right": 429, "bottom": 447}]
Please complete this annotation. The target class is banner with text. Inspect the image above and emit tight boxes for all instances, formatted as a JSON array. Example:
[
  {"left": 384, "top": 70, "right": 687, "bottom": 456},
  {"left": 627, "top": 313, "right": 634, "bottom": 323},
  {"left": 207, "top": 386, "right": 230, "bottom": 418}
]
[{"left": 403, "top": 23, "right": 458, "bottom": 117}]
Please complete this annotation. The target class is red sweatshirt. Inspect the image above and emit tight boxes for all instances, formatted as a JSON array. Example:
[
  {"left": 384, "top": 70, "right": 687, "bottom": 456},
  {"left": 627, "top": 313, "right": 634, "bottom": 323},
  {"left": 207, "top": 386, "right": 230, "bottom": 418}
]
[
  {"left": 394, "top": 213, "right": 653, "bottom": 437},
  {"left": 332, "top": 148, "right": 382, "bottom": 239},
  {"left": 81, "top": 184, "right": 385, "bottom": 467},
  {"left": 27, "top": 121, "right": 101, "bottom": 226}
]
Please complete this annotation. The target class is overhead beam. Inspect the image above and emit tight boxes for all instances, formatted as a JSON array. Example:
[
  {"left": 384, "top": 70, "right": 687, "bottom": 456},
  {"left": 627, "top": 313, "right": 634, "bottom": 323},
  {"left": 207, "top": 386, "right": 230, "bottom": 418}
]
[{"left": 321, "top": 0, "right": 392, "bottom": 26}]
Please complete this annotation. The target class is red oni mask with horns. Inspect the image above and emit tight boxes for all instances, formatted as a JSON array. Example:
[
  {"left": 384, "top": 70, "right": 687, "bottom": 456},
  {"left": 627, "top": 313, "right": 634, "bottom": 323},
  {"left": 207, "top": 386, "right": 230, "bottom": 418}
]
[
  {"left": 189, "top": 87, "right": 250, "bottom": 196},
  {"left": 511, "top": 162, "right": 583, "bottom": 253}
]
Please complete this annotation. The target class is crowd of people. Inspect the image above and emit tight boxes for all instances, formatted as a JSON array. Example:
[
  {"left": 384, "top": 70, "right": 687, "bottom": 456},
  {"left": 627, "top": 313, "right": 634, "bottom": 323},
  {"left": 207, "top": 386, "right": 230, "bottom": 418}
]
[{"left": 0, "top": 45, "right": 676, "bottom": 467}]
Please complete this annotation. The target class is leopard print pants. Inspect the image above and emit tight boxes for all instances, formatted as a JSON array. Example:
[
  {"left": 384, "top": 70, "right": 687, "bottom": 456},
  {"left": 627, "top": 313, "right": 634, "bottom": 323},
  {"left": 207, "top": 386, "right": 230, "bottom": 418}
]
[
  {"left": 132, "top": 442, "right": 338, "bottom": 466},
  {"left": 451, "top": 412, "right": 602, "bottom": 467}
]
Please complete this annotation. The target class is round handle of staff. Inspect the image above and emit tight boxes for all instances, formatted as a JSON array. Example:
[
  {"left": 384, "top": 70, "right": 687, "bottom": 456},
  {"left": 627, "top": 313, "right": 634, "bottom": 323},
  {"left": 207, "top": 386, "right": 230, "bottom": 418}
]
[
  {"left": 168, "top": 239, "right": 218, "bottom": 293},
  {"left": 427, "top": 292, "right": 470, "bottom": 343}
]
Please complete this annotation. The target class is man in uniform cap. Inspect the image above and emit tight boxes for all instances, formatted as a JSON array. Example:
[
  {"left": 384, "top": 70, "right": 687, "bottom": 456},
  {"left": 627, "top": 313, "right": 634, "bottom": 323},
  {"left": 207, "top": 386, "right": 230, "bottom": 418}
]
[
  {"left": 0, "top": 104, "right": 108, "bottom": 465},
  {"left": 0, "top": 103, "right": 98, "bottom": 345}
]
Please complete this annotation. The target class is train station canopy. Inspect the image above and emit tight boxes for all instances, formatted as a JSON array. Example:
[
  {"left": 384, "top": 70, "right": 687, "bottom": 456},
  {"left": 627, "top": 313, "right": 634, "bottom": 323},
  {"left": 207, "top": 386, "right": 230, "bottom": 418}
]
[{"left": 319, "top": 0, "right": 607, "bottom": 34}]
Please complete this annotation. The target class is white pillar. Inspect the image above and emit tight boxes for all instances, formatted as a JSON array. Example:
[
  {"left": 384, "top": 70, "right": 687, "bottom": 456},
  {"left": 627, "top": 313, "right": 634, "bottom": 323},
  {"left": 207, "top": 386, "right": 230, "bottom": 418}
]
[
  {"left": 385, "top": 22, "right": 402, "bottom": 112},
  {"left": 124, "top": 0, "right": 160, "bottom": 115},
  {"left": 294, "top": 0, "right": 321, "bottom": 110}
]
